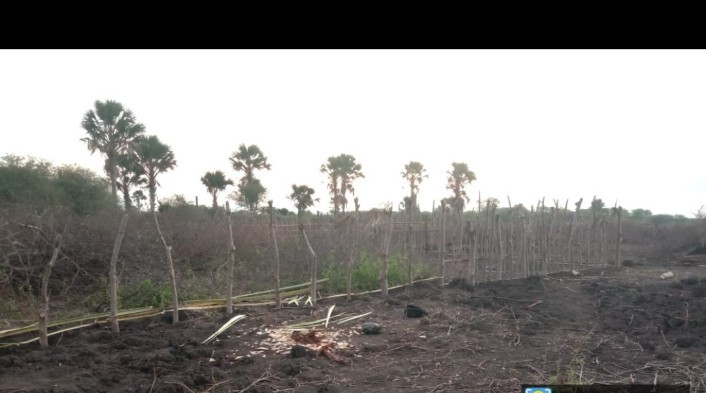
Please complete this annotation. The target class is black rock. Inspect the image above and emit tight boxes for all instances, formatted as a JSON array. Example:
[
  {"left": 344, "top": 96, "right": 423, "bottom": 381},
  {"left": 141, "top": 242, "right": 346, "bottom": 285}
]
[
  {"left": 291, "top": 344, "right": 311, "bottom": 358},
  {"left": 362, "top": 322, "right": 382, "bottom": 334},
  {"left": 405, "top": 304, "right": 427, "bottom": 318}
]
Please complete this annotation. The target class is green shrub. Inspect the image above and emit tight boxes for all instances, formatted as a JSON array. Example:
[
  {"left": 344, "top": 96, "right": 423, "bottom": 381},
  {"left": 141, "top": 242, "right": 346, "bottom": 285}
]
[
  {"left": 120, "top": 279, "right": 172, "bottom": 309},
  {"left": 323, "top": 251, "right": 433, "bottom": 293}
]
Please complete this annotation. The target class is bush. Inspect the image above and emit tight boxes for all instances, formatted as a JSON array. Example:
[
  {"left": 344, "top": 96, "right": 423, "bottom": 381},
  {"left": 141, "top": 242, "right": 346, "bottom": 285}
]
[
  {"left": 0, "top": 156, "right": 113, "bottom": 215},
  {"left": 120, "top": 279, "right": 172, "bottom": 309},
  {"left": 323, "top": 251, "right": 432, "bottom": 293}
]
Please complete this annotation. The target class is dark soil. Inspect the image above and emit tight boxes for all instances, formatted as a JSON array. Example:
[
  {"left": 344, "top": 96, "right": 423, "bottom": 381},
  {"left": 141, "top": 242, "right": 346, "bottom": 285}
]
[{"left": 3, "top": 263, "right": 706, "bottom": 392}]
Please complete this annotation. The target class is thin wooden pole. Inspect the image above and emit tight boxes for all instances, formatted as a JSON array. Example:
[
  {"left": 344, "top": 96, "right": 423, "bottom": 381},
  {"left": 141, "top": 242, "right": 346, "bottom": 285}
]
[
  {"left": 440, "top": 201, "right": 446, "bottom": 287},
  {"left": 153, "top": 211, "right": 179, "bottom": 323},
  {"left": 299, "top": 223, "right": 318, "bottom": 306},
  {"left": 225, "top": 202, "right": 236, "bottom": 314},
  {"left": 347, "top": 198, "right": 360, "bottom": 302},
  {"left": 616, "top": 206, "right": 623, "bottom": 266},
  {"left": 268, "top": 201, "right": 281, "bottom": 308},
  {"left": 507, "top": 197, "right": 514, "bottom": 279},
  {"left": 38, "top": 235, "right": 62, "bottom": 347},
  {"left": 381, "top": 206, "right": 393, "bottom": 297},
  {"left": 109, "top": 214, "right": 129, "bottom": 333}
]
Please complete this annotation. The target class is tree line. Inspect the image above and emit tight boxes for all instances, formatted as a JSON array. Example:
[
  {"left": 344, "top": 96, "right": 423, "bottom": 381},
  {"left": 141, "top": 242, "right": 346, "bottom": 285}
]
[{"left": 77, "top": 100, "right": 482, "bottom": 217}]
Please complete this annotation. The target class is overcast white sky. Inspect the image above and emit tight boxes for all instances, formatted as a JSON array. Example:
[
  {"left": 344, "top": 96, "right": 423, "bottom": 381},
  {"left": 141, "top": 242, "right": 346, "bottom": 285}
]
[{"left": 1, "top": 50, "right": 704, "bottom": 216}]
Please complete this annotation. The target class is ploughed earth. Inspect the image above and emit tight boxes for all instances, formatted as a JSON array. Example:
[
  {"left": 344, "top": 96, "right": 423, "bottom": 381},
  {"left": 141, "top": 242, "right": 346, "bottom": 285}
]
[{"left": 3, "top": 262, "right": 706, "bottom": 393}]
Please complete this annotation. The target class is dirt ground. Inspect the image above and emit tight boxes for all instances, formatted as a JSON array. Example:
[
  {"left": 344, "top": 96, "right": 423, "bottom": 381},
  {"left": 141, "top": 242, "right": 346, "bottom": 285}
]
[{"left": 3, "top": 261, "right": 706, "bottom": 393}]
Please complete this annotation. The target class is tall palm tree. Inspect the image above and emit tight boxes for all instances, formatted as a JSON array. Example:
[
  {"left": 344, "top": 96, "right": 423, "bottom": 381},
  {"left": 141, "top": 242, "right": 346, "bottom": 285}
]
[
  {"left": 229, "top": 144, "right": 271, "bottom": 186},
  {"left": 289, "top": 184, "right": 318, "bottom": 216},
  {"left": 320, "top": 154, "right": 364, "bottom": 214},
  {"left": 320, "top": 160, "right": 340, "bottom": 215},
  {"left": 201, "top": 170, "right": 234, "bottom": 208},
  {"left": 446, "top": 162, "right": 476, "bottom": 213},
  {"left": 81, "top": 100, "right": 145, "bottom": 202},
  {"left": 133, "top": 136, "right": 177, "bottom": 212},
  {"left": 401, "top": 161, "right": 427, "bottom": 214}
]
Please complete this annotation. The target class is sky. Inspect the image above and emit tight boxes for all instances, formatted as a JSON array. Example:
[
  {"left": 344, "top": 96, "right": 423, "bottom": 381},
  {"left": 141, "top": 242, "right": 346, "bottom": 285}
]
[{"left": 0, "top": 50, "right": 704, "bottom": 216}]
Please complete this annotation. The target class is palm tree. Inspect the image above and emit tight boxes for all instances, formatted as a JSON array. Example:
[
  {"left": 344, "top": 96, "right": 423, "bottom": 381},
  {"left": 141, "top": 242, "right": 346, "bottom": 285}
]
[
  {"left": 401, "top": 161, "right": 427, "bottom": 214},
  {"left": 132, "top": 190, "right": 146, "bottom": 212},
  {"left": 201, "top": 170, "right": 234, "bottom": 208},
  {"left": 105, "top": 153, "right": 145, "bottom": 209},
  {"left": 446, "top": 162, "right": 476, "bottom": 214},
  {"left": 81, "top": 100, "right": 145, "bottom": 202},
  {"left": 289, "top": 184, "right": 318, "bottom": 216},
  {"left": 229, "top": 144, "right": 271, "bottom": 186},
  {"left": 320, "top": 160, "right": 340, "bottom": 215},
  {"left": 133, "top": 136, "right": 177, "bottom": 212},
  {"left": 320, "top": 154, "right": 364, "bottom": 214}
]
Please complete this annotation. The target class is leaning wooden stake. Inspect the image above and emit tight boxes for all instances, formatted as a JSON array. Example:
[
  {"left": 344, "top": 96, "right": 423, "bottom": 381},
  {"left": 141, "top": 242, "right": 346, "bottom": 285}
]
[
  {"left": 299, "top": 223, "right": 318, "bottom": 306},
  {"left": 153, "top": 211, "right": 179, "bottom": 323},
  {"left": 108, "top": 213, "right": 129, "bottom": 334},
  {"left": 268, "top": 201, "right": 282, "bottom": 308},
  {"left": 507, "top": 197, "right": 515, "bottom": 279},
  {"left": 496, "top": 213, "right": 504, "bottom": 280},
  {"left": 440, "top": 200, "right": 447, "bottom": 287},
  {"left": 39, "top": 235, "right": 63, "bottom": 347},
  {"left": 380, "top": 206, "right": 393, "bottom": 297},
  {"left": 616, "top": 206, "right": 623, "bottom": 266},
  {"left": 225, "top": 202, "right": 236, "bottom": 314},
  {"left": 568, "top": 198, "right": 582, "bottom": 271},
  {"left": 407, "top": 208, "right": 414, "bottom": 288},
  {"left": 465, "top": 220, "right": 474, "bottom": 284}
]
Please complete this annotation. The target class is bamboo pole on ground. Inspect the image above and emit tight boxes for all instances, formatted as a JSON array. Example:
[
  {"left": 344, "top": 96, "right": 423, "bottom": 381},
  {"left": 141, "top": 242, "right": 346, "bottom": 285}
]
[
  {"left": 108, "top": 213, "right": 129, "bottom": 334},
  {"left": 38, "top": 234, "right": 62, "bottom": 347},
  {"left": 268, "top": 201, "right": 281, "bottom": 308},
  {"left": 347, "top": 198, "right": 360, "bottom": 302},
  {"left": 153, "top": 211, "right": 179, "bottom": 324},
  {"left": 299, "top": 223, "right": 318, "bottom": 306},
  {"left": 381, "top": 207, "right": 393, "bottom": 297},
  {"left": 225, "top": 202, "right": 236, "bottom": 314}
]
